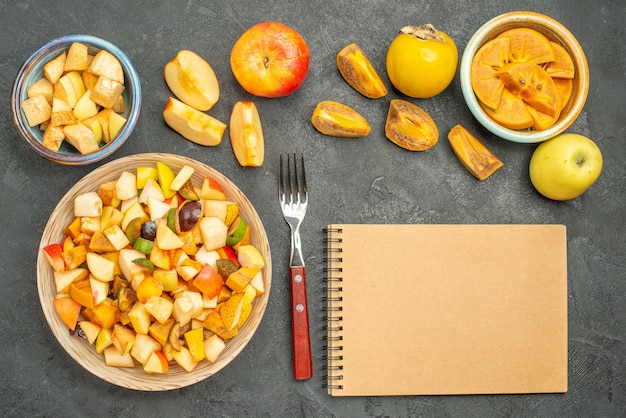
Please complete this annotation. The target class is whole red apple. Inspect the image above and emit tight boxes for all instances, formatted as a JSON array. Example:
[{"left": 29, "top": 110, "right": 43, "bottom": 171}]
[{"left": 230, "top": 22, "right": 310, "bottom": 98}]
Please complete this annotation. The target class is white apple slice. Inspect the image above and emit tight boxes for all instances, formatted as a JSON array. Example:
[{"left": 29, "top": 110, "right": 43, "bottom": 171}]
[
  {"left": 77, "top": 320, "right": 102, "bottom": 344},
  {"left": 229, "top": 101, "right": 264, "bottom": 167},
  {"left": 193, "top": 247, "right": 220, "bottom": 270},
  {"left": 172, "top": 294, "right": 194, "bottom": 326},
  {"left": 118, "top": 248, "right": 148, "bottom": 285},
  {"left": 128, "top": 301, "right": 153, "bottom": 337},
  {"left": 147, "top": 196, "right": 172, "bottom": 221},
  {"left": 90, "top": 275, "right": 110, "bottom": 306},
  {"left": 115, "top": 171, "right": 138, "bottom": 201},
  {"left": 121, "top": 200, "right": 149, "bottom": 230},
  {"left": 204, "top": 334, "right": 225, "bottom": 363},
  {"left": 65, "top": 71, "right": 86, "bottom": 101},
  {"left": 249, "top": 270, "right": 265, "bottom": 296},
  {"left": 86, "top": 252, "right": 115, "bottom": 282},
  {"left": 74, "top": 191, "right": 103, "bottom": 217},
  {"left": 73, "top": 89, "right": 98, "bottom": 121},
  {"left": 103, "top": 224, "right": 130, "bottom": 251},
  {"left": 130, "top": 333, "right": 162, "bottom": 364},
  {"left": 156, "top": 221, "right": 184, "bottom": 250},
  {"left": 144, "top": 296, "right": 174, "bottom": 324},
  {"left": 198, "top": 217, "right": 228, "bottom": 251},
  {"left": 138, "top": 178, "right": 165, "bottom": 204},
  {"left": 163, "top": 97, "right": 226, "bottom": 146},
  {"left": 56, "top": 74, "right": 78, "bottom": 108},
  {"left": 104, "top": 346, "right": 136, "bottom": 368},
  {"left": 200, "top": 177, "right": 227, "bottom": 200},
  {"left": 172, "top": 346, "right": 197, "bottom": 372},
  {"left": 164, "top": 50, "right": 220, "bottom": 111},
  {"left": 143, "top": 350, "right": 169, "bottom": 374},
  {"left": 54, "top": 268, "right": 88, "bottom": 293},
  {"left": 169, "top": 165, "right": 195, "bottom": 191}
]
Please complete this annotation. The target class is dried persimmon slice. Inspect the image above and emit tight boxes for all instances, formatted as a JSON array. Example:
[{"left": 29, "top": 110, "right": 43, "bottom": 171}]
[
  {"left": 497, "top": 27, "right": 555, "bottom": 65},
  {"left": 385, "top": 99, "right": 438, "bottom": 151},
  {"left": 479, "top": 88, "right": 534, "bottom": 130},
  {"left": 543, "top": 41, "right": 575, "bottom": 79},
  {"left": 496, "top": 62, "right": 559, "bottom": 117},
  {"left": 470, "top": 37, "right": 510, "bottom": 110}
]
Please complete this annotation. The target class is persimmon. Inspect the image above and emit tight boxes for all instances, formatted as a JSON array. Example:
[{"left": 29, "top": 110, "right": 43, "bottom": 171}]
[
  {"left": 543, "top": 42, "right": 575, "bottom": 79},
  {"left": 479, "top": 89, "right": 534, "bottom": 130},
  {"left": 554, "top": 77, "right": 573, "bottom": 111},
  {"left": 496, "top": 27, "right": 555, "bottom": 64},
  {"left": 496, "top": 62, "right": 559, "bottom": 117},
  {"left": 384, "top": 99, "right": 439, "bottom": 151},
  {"left": 470, "top": 37, "right": 509, "bottom": 110}
]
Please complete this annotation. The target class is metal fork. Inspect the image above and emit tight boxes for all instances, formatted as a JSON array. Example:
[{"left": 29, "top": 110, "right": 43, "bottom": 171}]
[{"left": 278, "top": 153, "right": 313, "bottom": 380}]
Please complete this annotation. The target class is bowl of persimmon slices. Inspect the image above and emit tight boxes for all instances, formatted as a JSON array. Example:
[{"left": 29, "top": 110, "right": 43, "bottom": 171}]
[
  {"left": 459, "top": 11, "right": 589, "bottom": 143},
  {"left": 37, "top": 153, "right": 271, "bottom": 390}
]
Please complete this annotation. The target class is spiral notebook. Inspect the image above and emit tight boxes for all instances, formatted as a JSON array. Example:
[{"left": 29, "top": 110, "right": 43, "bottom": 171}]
[{"left": 324, "top": 224, "right": 568, "bottom": 396}]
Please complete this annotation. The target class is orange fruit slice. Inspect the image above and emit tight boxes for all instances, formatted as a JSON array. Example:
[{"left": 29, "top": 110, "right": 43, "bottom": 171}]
[
  {"left": 496, "top": 62, "right": 559, "bottom": 117},
  {"left": 543, "top": 41, "right": 575, "bottom": 79},
  {"left": 470, "top": 37, "right": 510, "bottom": 110},
  {"left": 479, "top": 89, "right": 534, "bottom": 130},
  {"left": 496, "top": 28, "right": 555, "bottom": 64},
  {"left": 554, "top": 77, "right": 573, "bottom": 111},
  {"left": 526, "top": 103, "right": 561, "bottom": 131}
]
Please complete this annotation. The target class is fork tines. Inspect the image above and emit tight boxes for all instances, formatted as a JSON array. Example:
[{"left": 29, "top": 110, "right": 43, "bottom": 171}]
[{"left": 279, "top": 153, "right": 307, "bottom": 205}]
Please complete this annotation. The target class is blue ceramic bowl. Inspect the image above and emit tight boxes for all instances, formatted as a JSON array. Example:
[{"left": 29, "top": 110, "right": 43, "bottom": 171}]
[
  {"left": 459, "top": 11, "right": 589, "bottom": 143},
  {"left": 11, "top": 34, "right": 141, "bottom": 165}
]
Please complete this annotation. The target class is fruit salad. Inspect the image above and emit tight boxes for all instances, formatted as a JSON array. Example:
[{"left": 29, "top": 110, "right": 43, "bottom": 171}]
[{"left": 42, "top": 161, "right": 266, "bottom": 374}]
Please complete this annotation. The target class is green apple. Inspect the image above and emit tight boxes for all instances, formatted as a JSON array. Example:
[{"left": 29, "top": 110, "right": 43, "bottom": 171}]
[{"left": 529, "top": 133, "right": 603, "bottom": 201}]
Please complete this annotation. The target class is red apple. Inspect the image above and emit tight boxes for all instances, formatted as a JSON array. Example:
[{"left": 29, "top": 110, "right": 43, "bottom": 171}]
[
  {"left": 42, "top": 243, "right": 65, "bottom": 272},
  {"left": 230, "top": 21, "right": 310, "bottom": 98}
]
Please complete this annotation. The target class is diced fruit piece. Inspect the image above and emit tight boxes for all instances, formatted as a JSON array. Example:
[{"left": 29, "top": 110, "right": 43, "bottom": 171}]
[
  {"left": 447, "top": 124, "right": 504, "bottom": 180},
  {"left": 69, "top": 278, "right": 94, "bottom": 308},
  {"left": 149, "top": 318, "right": 175, "bottom": 347},
  {"left": 198, "top": 217, "right": 228, "bottom": 251},
  {"left": 74, "top": 191, "right": 103, "bottom": 217},
  {"left": 136, "top": 277, "right": 163, "bottom": 304},
  {"left": 543, "top": 41, "right": 575, "bottom": 79},
  {"left": 204, "top": 334, "right": 226, "bottom": 363},
  {"left": 42, "top": 125, "right": 65, "bottom": 151},
  {"left": 200, "top": 177, "right": 227, "bottom": 200},
  {"left": 64, "top": 42, "right": 89, "bottom": 72},
  {"left": 112, "top": 323, "right": 136, "bottom": 354},
  {"left": 102, "top": 224, "right": 130, "bottom": 251},
  {"left": 27, "top": 77, "right": 54, "bottom": 103},
  {"left": 130, "top": 333, "right": 162, "bottom": 364},
  {"left": 103, "top": 345, "right": 136, "bottom": 368},
  {"left": 479, "top": 89, "right": 534, "bottom": 130},
  {"left": 42, "top": 243, "right": 65, "bottom": 272},
  {"left": 144, "top": 350, "right": 169, "bottom": 374},
  {"left": 163, "top": 97, "right": 226, "bottom": 146},
  {"left": 54, "top": 267, "right": 89, "bottom": 293},
  {"left": 203, "top": 200, "right": 239, "bottom": 226},
  {"left": 153, "top": 268, "right": 179, "bottom": 292},
  {"left": 73, "top": 89, "right": 98, "bottom": 121},
  {"left": 229, "top": 101, "right": 264, "bottom": 167},
  {"left": 90, "top": 276, "right": 110, "bottom": 306},
  {"left": 225, "top": 266, "right": 259, "bottom": 292},
  {"left": 95, "top": 327, "right": 113, "bottom": 354},
  {"left": 170, "top": 165, "right": 195, "bottom": 191},
  {"left": 53, "top": 296, "right": 82, "bottom": 330},
  {"left": 62, "top": 245, "right": 87, "bottom": 270},
  {"left": 77, "top": 320, "right": 101, "bottom": 344},
  {"left": 172, "top": 294, "right": 194, "bottom": 326},
  {"left": 86, "top": 252, "right": 116, "bottom": 282},
  {"left": 21, "top": 95, "right": 51, "bottom": 127},
  {"left": 144, "top": 295, "right": 174, "bottom": 324},
  {"left": 108, "top": 111, "right": 127, "bottom": 140},
  {"left": 237, "top": 244, "right": 265, "bottom": 269},
  {"left": 44, "top": 51, "right": 66, "bottom": 84},
  {"left": 216, "top": 259, "right": 239, "bottom": 280},
  {"left": 220, "top": 292, "right": 252, "bottom": 331},
  {"left": 385, "top": 99, "right": 438, "bottom": 151},
  {"left": 121, "top": 202, "right": 149, "bottom": 231},
  {"left": 171, "top": 346, "right": 197, "bottom": 372},
  {"left": 91, "top": 303, "right": 120, "bottom": 329},
  {"left": 311, "top": 100, "right": 371, "bottom": 138},
  {"left": 192, "top": 263, "right": 223, "bottom": 299},
  {"left": 115, "top": 171, "right": 138, "bottom": 201},
  {"left": 136, "top": 167, "right": 158, "bottom": 190},
  {"left": 183, "top": 326, "right": 205, "bottom": 362},
  {"left": 128, "top": 300, "right": 152, "bottom": 334},
  {"left": 156, "top": 161, "right": 177, "bottom": 199},
  {"left": 97, "top": 180, "right": 118, "bottom": 207},
  {"left": 336, "top": 43, "right": 387, "bottom": 98},
  {"left": 100, "top": 205, "right": 123, "bottom": 230},
  {"left": 156, "top": 221, "right": 184, "bottom": 250},
  {"left": 164, "top": 49, "right": 220, "bottom": 111},
  {"left": 249, "top": 270, "right": 265, "bottom": 296},
  {"left": 117, "top": 286, "right": 137, "bottom": 313},
  {"left": 89, "top": 50, "right": 124, "bottom": 84},
  {"left": 203, "top": 309, "right": 238, "bottom": 340}
]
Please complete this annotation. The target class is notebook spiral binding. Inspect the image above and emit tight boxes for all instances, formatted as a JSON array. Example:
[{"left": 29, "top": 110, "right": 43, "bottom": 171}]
[{"left": 322, "top": 227, "right": 344, "bottom": 392}]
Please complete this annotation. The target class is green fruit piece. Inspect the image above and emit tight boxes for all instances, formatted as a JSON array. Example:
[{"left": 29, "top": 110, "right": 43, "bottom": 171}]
[
  {"left": 125, "top": 217, "right": 143, "bottom": 245},
  {"left": 132, "top": 257, "right": 155, "bottom": 272},
  {"left": 136, "top": 167, "right": 158, "bottom": 190},
  {"left": 178, "top": 179, "right": 200, "bottom": 201},
  {"left": 167, "top": 207, "right": 178, "bottom": 233},
  {"left": 225, "top": 216, "right": 248, "bottom": 246},
  {"left": 216, "top": 258, "right": 239, "bottom": 280},
  {"left": 133, "top": 237, "right": 154, "bottom": 254},
  {"left": 157, "top": 161, "right": 177, "bottom": 199}
]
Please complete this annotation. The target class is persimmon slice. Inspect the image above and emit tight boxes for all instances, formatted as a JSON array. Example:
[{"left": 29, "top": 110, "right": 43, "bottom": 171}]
[
  {"left": 496, "top": 28, "right": 555, "bottom": 64},
  {"left": 385, "top": 99, "right": 438, "bottom": 151},
  {"left": 554, "top": 77, "right": 573, "bottom": 111},
  {"left": 526, "top": 103, "right": 560, "bottom": 131},
  {"left": 543, "top": 41, "right": 575, "bottom": 79},
  {"left": 470, "top": 37, "right": 510, "bottom": 110},
  {"left": 496, "top": 62, "right": 559, "bottom": 117},
  {"left": 479, "top": 89, "right": 533, "bottom": 130}
]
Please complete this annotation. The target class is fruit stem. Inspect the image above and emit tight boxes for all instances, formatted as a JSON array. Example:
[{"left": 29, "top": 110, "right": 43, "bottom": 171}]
[{"left": 399, "top": 24, "right": 445, "bottom": 42}]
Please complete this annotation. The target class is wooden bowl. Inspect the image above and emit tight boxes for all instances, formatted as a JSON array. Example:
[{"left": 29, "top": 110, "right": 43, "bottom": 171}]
[
  {"left": 37, "top": 153, "right": 271, "bottom": 390},
  {"left": 460, "top": 11, "right": 589, "bottom": 143}
]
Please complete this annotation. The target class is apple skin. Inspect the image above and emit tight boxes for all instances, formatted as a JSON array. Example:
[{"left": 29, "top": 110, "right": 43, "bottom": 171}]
[
  {"left": 230, "top": 22, "right": 310, "bottom": 98},
  {"left": 529, "top": 133, "right": 603, "bottom": 201}
]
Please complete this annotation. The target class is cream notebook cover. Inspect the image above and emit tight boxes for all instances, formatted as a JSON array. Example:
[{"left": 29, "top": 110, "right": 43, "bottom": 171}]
[{"left": 324, "top": 224, "right": 568, "bottom": 396}]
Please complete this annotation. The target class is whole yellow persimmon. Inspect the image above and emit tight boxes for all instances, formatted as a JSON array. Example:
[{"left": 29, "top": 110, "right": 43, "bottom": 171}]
[{"left": 386, "top": 24, "right": 458, "bottom": 98}]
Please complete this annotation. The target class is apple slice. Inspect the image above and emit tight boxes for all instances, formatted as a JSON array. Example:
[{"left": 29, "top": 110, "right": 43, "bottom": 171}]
[
  {"left": 115, "top": 171, "right": 138, "bottom": 201},
  {"left": 200, "top": 177, "right": 227, "bottom": 200},
  {"left": 170, "top": 165, "right": 195, "bottom": 191},
  {"left": 73, "top": 89, "right": 98, "bottom": 121},
  {"left": 156, "top": 221, "right": 184, "bottom": 250},
  {"left": 63, "top": 123, "right": 99, "bottom": 154},
  {"left": 53, "top": 296, "right": 81, "bottom": 330},
  {"left": 130, "top": 333, "right": 162, "bottom": 364},
  {"left": 103, "top": 345, "right": 136, "bottom": 368},
  {"left": 144, "top": 350, "right": 169, "bottom": 374},
  {"left": 77, "top": 320, "right": 102, "bottom": 344},
  {"left": 44, "top": 51, "right": 66, "bottom": 84},
  {"left": 103, "top": 224, "right": 130, "bottom": 251},
  {"left": 108, "top": 106, "right": 127, "bottom": 140},
  {"left": 164, "top": 49, "right": 220, "bottom": 111},
  {"left": 229, "top": 101, "right": 264, "bottom": 167},
  {"left": 54, "top": 268, "right": 89, "bottom": 293},
  {"left": 198, "top": 217, "right": 228, "bottom": 251},
  {"left": 204, "top": 334, "right": 226, "bottom": 363},
  {"left": 163, "top": 97, "right": 226, "bottom": 146},
  {"left": 74, "top": 191, "right": 103, "bottom": 217},
  {"left": 86, "top": 252, "right": 115, "bottom": 282},
  {"left": 89, "top": 50, "right": 124, "bottom": 84},
  {"left": 42, "top": 243, "right": 65, "bottom": 272},
  {"left": 144, "top": 295, "right": 174, "bottom": 324}
]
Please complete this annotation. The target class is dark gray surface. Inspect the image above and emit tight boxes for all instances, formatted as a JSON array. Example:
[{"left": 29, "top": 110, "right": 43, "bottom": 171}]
[{"left": 1, "top": 1, "right": 624, "bottom": 417}]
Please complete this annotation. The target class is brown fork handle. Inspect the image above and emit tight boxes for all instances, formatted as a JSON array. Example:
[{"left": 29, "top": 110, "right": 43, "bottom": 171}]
[{"left": 290, "top": 265, "right": 313, "bottom": 380}]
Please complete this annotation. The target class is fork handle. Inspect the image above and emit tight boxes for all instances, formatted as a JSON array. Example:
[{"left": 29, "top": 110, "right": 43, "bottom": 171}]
[{"left": 290, "top": 265, "right": 313, "bottom": 380}]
